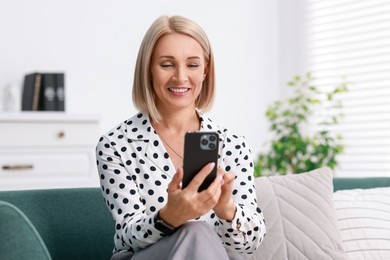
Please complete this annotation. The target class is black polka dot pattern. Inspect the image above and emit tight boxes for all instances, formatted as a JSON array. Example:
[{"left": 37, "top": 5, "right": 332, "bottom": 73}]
[{"left": 96, "top": 112, "right": 266, "bottom": 254}]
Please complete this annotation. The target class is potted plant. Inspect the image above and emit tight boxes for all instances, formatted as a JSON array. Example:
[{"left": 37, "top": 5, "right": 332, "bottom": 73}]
[{"left": 254, "top": 73, "right": 349, "bottom": 177}]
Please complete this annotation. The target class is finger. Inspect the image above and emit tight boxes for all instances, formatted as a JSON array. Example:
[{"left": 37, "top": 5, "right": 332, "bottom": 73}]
[
  {"left": 203, "top": 171, "right": 223, "bottom": 192},
  {"left": 223, "top": 172, "right": 235, "bottom": 184},
  {"left": 202, "top": 182, "right": 222, "bottom": 207},
  {"left": 220, "top": 172, "right": 235, "bottom": 192},
  {"left": 168, "top": 166, "right": 184, "bottom": 192},
  {"left": 213, "top": 167, "right": 223, "bottom": 186},
  {"left": 197, "top": 171, "right": 223, "bottom": 202},
  {"left": 186, "top": 162, "right": 215, "bottom": 191}
]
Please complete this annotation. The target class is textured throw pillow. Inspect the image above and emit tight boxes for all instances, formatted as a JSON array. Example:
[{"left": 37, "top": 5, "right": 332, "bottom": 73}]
[
  {"left": 333, "top": 187, "right": 390, "bottom": 259},
  {"left": 250, "top": 167, "right": 347, "bottom": 260}
]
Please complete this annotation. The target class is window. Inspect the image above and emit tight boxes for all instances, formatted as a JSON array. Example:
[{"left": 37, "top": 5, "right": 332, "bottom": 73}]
[{"left": 304, "top": 0, "right": 390, "bottom": 176}]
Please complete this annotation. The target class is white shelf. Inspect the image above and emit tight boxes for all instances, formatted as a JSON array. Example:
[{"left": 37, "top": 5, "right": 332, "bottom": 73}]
[
  {"left": 0, "top": 113, "right": 101, "bottom": 190},
  {"left": 0, "top": 111, "right": 101, "bottom": 122}
]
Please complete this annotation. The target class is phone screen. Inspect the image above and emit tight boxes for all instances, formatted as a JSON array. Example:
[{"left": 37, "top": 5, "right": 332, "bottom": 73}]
[{"left": 182, "top": 132, "right": 219, "bottom": 192}]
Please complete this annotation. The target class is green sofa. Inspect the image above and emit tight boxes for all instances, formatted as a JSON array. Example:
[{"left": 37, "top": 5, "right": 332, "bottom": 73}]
[{"left": 0, "top": 177, "right": 389, "bottom": 260}]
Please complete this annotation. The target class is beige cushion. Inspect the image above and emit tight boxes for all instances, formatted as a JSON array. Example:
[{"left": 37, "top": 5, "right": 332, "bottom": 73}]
[
  {"left": 333, "top": 187, "right": 390, "bottom": 259},
  {"left": 250, "top": 167, "right": 347, "bottom": 260}
]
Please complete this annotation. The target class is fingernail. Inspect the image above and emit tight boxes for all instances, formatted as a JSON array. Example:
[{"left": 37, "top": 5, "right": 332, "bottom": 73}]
[
  {"left": 209, "top": 162, "right": 215, "bottom": 170},
  {"left": 219, "top": 175, "right": 224, "bottom": 185}
]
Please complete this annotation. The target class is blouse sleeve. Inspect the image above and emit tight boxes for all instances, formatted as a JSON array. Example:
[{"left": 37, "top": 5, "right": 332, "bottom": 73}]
[
  {"left": 215, "top": 135, "right": 266, "bottom": 255},
  {"left": 96, "top": 135, "right": 164, "bottom": 254}
]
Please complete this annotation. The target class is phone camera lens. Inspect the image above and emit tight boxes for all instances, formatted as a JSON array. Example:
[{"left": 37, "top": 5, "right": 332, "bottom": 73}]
[
  {"left": 201, "top": 139, "right": 208, "bottom": 145},
  {"left": 209, "top": 135, "right": 216, "bottom": 142},
  {"left": 209, "top": 143, "right": 216, "bottom": 149}
]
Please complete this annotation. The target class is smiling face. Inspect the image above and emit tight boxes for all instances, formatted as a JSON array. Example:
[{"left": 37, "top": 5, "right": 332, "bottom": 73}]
[{"left": 150, "top": 32, "right": 208, "bottom": 114}]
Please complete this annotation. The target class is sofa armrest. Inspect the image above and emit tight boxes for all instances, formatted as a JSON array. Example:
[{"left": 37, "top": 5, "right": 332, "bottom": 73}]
[
  {"left": 0, "top": 188, "right": 115, "bottom": 260},
  {"left": 0, "top": 201, "right": 51, "bottom": 260}
]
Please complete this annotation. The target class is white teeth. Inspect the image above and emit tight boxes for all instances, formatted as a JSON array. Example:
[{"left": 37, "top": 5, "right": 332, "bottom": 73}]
[{"left": 169, "top": 88, "right": 188, "bottom": 93}]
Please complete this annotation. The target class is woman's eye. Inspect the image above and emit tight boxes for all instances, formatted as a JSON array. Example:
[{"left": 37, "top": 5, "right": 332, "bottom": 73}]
[
  {"left": 160, "top": 64, "right": 174, "bottom": 68},
  {"left": 188, "top": 64, "right": 199, "bottom": 69}
]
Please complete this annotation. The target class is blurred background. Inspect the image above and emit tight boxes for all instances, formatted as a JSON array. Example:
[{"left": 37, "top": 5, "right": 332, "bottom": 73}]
[{"left": 1, "top": 0, "right": 389, "bottom": 180}]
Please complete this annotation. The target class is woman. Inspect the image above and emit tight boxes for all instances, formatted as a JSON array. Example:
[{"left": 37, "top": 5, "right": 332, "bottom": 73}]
[{"left": 96, "top": 15, "right": 266, "bottom": 260}]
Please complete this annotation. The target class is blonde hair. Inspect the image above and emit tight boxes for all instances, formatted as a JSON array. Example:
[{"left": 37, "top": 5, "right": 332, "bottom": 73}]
[{"left": 132, "top": 15, "right": 215, "bottom": 123}]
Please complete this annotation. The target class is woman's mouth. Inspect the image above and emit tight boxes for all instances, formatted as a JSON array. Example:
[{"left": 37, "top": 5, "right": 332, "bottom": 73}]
[{"left": 168, "top": 87, "right": 190, "bottom": 93}]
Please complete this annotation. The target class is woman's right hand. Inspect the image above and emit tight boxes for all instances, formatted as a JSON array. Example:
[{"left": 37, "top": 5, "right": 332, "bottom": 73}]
[{"left": 158, "top": 163, "right": 223, "bottom": 228}]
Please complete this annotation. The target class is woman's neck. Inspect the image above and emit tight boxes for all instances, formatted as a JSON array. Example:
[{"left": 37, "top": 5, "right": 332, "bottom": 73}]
[
  {"left": 154, "top": 108, "right": 200, "bottom": 134},
  {"left": 152, "top": 108, "right": 201, "bottom": 168}
]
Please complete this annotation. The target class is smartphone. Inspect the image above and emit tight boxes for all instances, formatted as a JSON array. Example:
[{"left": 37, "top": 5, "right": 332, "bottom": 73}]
[{"left": 182, "top": 132, "right": 219, "bottom": 192}]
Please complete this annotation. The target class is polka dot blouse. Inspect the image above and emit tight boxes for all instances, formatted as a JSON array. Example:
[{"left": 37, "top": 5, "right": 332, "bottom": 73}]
[{"left": 96, "top": 112, "right": 266, "bottom": 255}]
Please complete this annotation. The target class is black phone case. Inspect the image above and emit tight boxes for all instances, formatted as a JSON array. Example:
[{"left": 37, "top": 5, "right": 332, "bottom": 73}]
[{"left": 182, "top": 132, "right": 219, "bottom": 192}]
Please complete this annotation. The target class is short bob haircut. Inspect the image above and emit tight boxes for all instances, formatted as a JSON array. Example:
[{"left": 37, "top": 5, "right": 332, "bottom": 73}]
[{"left": 132, "top": 15, "right": 215, "bottom": 123}]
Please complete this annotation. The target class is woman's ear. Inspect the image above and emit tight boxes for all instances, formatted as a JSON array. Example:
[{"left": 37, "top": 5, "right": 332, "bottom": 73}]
[{"left": 203, "top": 64, "right": 209, "bottom": 80}]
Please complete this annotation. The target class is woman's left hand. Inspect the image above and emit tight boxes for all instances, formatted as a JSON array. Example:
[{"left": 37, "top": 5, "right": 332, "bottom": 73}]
[{"left": 213, "top": 167, "right": 236, "bottom": 221}]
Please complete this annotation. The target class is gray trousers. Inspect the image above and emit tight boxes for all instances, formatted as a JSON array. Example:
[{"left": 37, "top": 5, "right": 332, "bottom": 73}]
[{"left": 111, "top": 221, "right": 244, "bottom": 260}]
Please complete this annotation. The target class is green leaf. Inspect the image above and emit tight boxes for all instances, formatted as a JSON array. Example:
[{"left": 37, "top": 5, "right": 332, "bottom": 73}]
[{"left": 254, "top": 72, "right": 348, "bottom": 177}]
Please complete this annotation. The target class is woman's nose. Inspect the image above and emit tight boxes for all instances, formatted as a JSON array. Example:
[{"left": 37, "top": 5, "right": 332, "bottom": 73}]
[{"left": 172, "top": 66, "right": 188, "bottom": 84}]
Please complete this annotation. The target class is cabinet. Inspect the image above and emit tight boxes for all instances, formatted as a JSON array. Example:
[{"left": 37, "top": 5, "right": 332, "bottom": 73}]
[{"left": 0, "top": 112, "right": 101, "bottom": 190}]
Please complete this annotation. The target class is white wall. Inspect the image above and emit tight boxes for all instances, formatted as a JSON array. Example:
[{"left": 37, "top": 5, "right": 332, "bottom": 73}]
[
  {"left": 0, "top": 0, "right": 281, "bottom": 156},
  {"left": 278, "top": 0, "right": 307, "bottom": 98}
]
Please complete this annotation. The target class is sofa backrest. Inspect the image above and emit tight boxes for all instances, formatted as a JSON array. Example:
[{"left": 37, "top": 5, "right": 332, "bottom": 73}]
[
  {"left": 0, "top": 188, "right": 114, "bottom": 260},
  {"left": 333, "top": 177, "right": 390, "bottom": 191}
]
